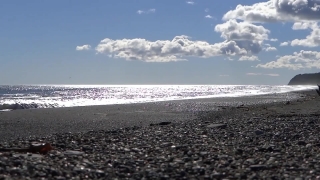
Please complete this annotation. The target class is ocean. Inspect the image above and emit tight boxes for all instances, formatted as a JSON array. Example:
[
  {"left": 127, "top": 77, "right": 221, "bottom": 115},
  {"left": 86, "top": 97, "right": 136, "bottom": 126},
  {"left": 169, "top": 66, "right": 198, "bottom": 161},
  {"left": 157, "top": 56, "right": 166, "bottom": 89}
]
[{"left": 0, "top": 85, "right": 316, "bottom": 111}]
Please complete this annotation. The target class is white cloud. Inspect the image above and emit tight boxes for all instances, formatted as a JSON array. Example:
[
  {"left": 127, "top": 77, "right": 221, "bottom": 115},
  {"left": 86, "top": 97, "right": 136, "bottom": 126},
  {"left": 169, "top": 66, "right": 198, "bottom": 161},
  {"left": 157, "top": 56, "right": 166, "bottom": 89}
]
[
  {"left": 137, "top": 9, "right": 156, "bottom": 14},
  {"left": 205, "top": 15, "right": 214, "bottom": 19},
  {"left": 292, "top": 21, "right": 318, "bottom": 30},
  {"left": 246, "top": 73, "right": 279, "bottom": 76},
  {"left": 76, "top": 45, "right": 91, "bottom": 51},
  {"left": 239, "top": 55, "right": 259, "bottom": 61},
  {"left": 265, "top": 73, "right": 280, "bottom": 76},
  {"left": 214, "top": 19, "right": 270, "bottom": 55},
  {"left": 223, "top": 0, "right": 320, "bottom": 23},
  {"left": 280, "top": 41, "right": 290, "bottom": 46},
  {"left": 95, "top": 20, "right": 271, "bottom": 62},
  {"left": 223, "top": 1, "right": 320, "bottom": 48},
  {"left": 264, "top": 46, "right": 277, "bottom": 51},
  {"left": 95, "top": 35, "right": 246, "bottom": 62},
  {"left": 257, "top": 50, "right": 320, "bottom": 70},
  {"left": 290, "top": 23, "right": 320, "bottom": 47},
  {"left": 270, "top": 38, "right": 278, "bottom": 42},
  {"left": 186, "top": 1, "right": 195, "bottom": 5}
]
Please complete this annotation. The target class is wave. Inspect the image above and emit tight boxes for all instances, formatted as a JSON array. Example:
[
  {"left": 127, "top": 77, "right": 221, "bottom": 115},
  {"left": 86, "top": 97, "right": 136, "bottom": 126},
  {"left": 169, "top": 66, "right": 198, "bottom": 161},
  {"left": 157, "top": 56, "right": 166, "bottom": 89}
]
[
  {"left": 0, "top": 85, "right": 316, "bottom": 111},
  {"left": 0, "top": 103, "right": 58, "bottom": 111}
]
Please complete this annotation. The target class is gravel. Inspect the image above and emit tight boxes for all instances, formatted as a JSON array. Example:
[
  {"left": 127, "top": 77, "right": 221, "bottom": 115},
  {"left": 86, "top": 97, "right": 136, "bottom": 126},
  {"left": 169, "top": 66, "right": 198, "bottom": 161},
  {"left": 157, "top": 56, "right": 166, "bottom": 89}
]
[{"left": 0, "top": 90, "right": 320, "bottom": 179}]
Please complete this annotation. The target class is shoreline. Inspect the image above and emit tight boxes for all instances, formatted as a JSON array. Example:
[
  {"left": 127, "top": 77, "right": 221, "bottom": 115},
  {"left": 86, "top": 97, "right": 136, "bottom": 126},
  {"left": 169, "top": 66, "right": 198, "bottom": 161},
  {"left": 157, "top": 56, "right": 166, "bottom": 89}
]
[
  {"left": 0, "top": 90, "right": 309, "bottom": 142},
  {"left": 1, "top": 89, "right": 320, "bottom": 178},
  {"left": 0, "top": 86, "right": 315, "bottom": 111}
]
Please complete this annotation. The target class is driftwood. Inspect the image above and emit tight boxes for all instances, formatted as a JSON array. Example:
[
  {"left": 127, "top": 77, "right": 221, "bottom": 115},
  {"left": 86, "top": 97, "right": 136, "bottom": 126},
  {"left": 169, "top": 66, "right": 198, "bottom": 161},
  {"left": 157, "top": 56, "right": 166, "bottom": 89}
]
[{"left": 0, "top": 142, "right": 53, "bottom": 154}]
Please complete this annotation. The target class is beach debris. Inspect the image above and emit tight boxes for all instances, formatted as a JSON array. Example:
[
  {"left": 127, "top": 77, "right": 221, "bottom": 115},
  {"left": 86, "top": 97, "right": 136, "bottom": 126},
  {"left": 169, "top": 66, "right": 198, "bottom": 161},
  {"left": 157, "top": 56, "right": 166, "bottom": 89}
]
[
  {"left": 150, "top": 121, "right": 171, "bottom": 126},
  {"left": 0, "top": 142, "right": 53, "bottom": 154},
  {"left": 207, "top": 123, "right": 227, "bottom": 129}
]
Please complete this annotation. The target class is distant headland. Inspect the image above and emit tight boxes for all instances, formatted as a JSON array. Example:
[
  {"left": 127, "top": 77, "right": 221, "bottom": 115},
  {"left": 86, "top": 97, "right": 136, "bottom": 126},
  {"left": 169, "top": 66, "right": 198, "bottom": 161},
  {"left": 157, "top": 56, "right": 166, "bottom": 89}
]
[{"left": 288, "top": 72, "right": 320, "bottom": 85}]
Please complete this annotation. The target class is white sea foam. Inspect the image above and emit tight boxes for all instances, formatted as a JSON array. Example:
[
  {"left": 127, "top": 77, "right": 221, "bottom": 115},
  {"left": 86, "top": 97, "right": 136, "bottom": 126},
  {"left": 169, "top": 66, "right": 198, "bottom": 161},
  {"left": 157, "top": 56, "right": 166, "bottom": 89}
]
[{"left": 0, "top": 85, "right": 316, "bottom": 110}]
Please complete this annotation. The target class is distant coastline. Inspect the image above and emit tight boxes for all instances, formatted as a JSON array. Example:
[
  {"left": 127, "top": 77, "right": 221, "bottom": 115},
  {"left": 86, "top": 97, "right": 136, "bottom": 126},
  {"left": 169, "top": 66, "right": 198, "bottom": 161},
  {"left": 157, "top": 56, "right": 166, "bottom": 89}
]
[{"left": 288, "top": 72, "right": 320, "bottom": 85}]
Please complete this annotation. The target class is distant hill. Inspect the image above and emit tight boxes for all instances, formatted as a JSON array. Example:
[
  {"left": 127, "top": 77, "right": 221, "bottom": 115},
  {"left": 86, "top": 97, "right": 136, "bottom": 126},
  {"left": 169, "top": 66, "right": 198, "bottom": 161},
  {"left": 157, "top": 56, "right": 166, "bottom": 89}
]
[{"left": 288, "top": 72, "right": 320, "bottom": 85}]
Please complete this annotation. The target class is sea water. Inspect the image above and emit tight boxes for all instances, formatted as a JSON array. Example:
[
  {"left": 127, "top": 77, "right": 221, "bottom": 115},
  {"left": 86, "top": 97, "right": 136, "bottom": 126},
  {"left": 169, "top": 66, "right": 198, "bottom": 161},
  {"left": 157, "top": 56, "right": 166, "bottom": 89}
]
[{"left": 0, "top": 85, "right": 316, "bottom": 110}]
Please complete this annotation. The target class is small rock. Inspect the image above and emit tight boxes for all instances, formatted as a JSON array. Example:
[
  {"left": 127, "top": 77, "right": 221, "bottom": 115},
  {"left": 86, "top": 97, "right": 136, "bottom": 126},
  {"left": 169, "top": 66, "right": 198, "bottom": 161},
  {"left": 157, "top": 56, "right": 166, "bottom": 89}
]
[
  {"left": 235, "top": 148, "right": 243, "bottom": 154},
  {"left": 150, "top": 121, "right": 171, "bottom": 126},
  {"left": 255, "top": 130, "right": 264, "bottom": 135},
  {"left": 207, "top": 124, "right": 227, "bottom": 129},
  {"left": 64, "top": 150, "right": 85, "bottom": 156},
  {"left": 199, "top": 151, "right": 208, "bottom": 156},
  {"left": 297, "top": 141, "right": 307, "bottom": 146},
  {"left": 306, "top": 144, "right": 312, "bottom": 148},
  {"left": 250, "top": 165, "right": 267, "bottom": 171}
]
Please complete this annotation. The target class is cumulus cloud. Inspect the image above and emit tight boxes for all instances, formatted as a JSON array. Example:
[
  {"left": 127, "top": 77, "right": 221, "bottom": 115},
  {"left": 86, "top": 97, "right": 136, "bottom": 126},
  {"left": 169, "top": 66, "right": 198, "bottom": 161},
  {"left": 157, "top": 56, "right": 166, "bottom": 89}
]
[
  {"left": 257, "top": 50, "right": 320, "bottom": 70},
  {"left": 94, "top": 19, "right": 271, "bottom": 62},
  {"left": 264, "top": 46, "right": 277, "bottom": 51},
  {"left": 239, "top": 55, "right": 259, "bottom": 61},
  {"left": 291, "top": 23, "right": 320, "bottom": 47},
  {"left": 76, "top": 45, "right": 91, "bottom": 51},
  {"left": 223, "top": 0, "right": 320, "bottom": 23},
  {"left": 214, "top": 19, "right": 270, "bottom": 55},
  {"left": 137, "top": 9, "right": 155, "bottom": 14},
  {"left": 246, "top": 73, "right": 279, "bottom": 76},
  {"left": 292, "top": 21, "right": 318, "bottom": 30},
  {"left": 280, "top": 41, "right": 290, "bottom": 46},
  {"left": 95, "top": 35, "right": 243, "bottom": 62},
  {"left": 223, "top": 1, "right": 320, "bottom": 48},
  {"left": 205, "top": 15, "right": 214, "bottom": 19},
  {"left": 270, "top": 38, "right": 278, "bottom": 42}
]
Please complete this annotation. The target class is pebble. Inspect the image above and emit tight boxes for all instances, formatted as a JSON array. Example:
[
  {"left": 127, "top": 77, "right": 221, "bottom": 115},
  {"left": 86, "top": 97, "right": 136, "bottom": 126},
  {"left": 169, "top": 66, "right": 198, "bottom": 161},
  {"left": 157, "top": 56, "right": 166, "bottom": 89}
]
[
  {"left": 0, "top": 92, "right": 320, "bottom": 179},
  {"left": 206, "top": 123, "right": 227, "bottom": 128}
]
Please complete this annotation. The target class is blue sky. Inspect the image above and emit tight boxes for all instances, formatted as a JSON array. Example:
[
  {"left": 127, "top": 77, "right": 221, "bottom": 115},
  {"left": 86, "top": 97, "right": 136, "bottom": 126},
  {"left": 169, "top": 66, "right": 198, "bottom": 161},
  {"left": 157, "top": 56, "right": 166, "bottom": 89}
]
[{"left": 1, "top": 0, "right": 320, "bottom": 85}]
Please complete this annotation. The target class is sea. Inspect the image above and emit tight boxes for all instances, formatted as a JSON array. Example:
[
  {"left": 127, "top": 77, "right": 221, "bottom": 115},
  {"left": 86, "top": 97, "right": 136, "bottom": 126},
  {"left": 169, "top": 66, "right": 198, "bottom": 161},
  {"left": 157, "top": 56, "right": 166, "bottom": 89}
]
[{"left": 0, "top": 85, "right": 316, "bottom": 111}]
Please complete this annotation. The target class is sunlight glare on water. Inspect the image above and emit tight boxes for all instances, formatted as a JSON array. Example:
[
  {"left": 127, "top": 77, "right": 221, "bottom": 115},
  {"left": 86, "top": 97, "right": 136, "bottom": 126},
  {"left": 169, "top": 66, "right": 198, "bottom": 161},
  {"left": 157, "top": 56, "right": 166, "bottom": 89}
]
[{"left": 0, "top": 85, "right": 316, "bottom": 110}]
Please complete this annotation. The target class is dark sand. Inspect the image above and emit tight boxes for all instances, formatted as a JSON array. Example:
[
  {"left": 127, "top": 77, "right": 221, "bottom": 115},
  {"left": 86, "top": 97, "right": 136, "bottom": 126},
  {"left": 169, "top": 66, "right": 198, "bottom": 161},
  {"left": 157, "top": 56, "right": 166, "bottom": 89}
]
[
  {"left": 0, "top": 91, "right": 303, "bottom": 142},
  {"left": 1, "top": 90, "right": 320, "bottom": 179}
]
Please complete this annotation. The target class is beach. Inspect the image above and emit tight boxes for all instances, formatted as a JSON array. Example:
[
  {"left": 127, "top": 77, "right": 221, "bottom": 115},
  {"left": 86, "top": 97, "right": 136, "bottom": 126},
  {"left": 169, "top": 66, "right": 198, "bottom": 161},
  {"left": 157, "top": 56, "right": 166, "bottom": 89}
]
[{"left": 0, "top": 90, "right": 320, "bottom": 179}]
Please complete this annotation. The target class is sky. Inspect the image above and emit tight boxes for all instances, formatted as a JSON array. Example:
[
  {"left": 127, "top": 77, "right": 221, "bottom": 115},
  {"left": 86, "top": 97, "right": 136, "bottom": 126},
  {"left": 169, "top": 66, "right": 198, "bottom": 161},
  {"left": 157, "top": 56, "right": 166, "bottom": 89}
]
[{"left": 1, "top": 0, "right": 320, "bottom": 85}]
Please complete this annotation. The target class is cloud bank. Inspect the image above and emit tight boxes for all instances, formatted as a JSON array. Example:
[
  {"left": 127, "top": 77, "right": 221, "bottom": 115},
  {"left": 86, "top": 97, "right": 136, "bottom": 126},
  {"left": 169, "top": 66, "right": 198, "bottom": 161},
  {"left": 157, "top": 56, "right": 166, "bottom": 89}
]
[
  {"left": 221, "top": 0, "right": 320, "bottom": 69},
  {"left": 94, "top": 19, "right": 271, "bottom": 62},
  {"left": 77, "top": 0, "right": 320, "bottom": 70},
  {"left": 257, "top": 50, "right": 320, "bottom": 70},
  {"left": 223, "top": 0, "right": 320, "bottom": 22}
]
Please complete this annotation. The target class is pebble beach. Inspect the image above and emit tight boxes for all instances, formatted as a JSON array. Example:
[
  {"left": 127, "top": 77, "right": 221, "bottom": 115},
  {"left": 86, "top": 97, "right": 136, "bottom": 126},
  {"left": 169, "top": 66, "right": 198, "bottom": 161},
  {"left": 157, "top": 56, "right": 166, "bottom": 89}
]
[{"left": 1, "top": 90, "right": 320, "bottom": 179}]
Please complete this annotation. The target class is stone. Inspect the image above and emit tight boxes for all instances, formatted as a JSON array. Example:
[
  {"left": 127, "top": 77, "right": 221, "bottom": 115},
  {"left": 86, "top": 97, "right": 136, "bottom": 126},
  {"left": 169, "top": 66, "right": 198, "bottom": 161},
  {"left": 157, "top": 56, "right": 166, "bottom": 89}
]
[
  {"left": 250, "top": 165, "right": 267, "bottom": 171},
  {"left": 255, "top": 130, "right": 264, "bottom": 135},
  {"left": 207, "top": 124, "right": 227, "bottom": 129}
]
